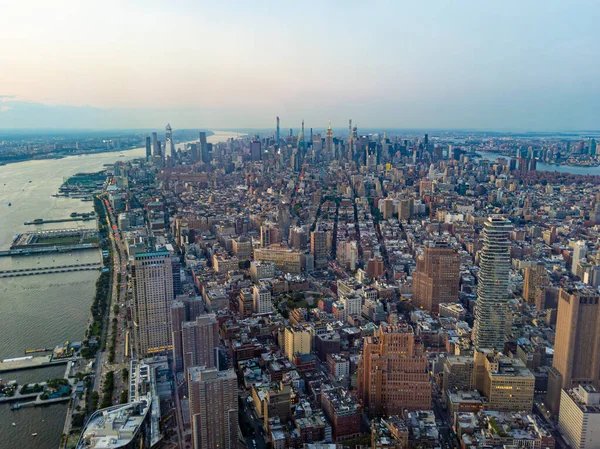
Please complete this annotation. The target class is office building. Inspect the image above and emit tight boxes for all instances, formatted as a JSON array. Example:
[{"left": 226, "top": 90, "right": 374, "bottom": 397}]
[
  {"left": 358, "top": 323, "right": 431, "bottom": 417},
  {"left": 188, "top": 367, "right": 238, "bottom": 449},
  {"left": 182, "top": 314, "right": 219, "bottom": 374},
  {"left": 253, "top": 284, "right": 273, "bottom": 314},
  {"left": 473, "top": 215, "right": 513, "bottom": 351},
  {"left": 412, "top": 241, "right": 461, "bottom": 313},
  {"left": 523, "top": 262, "right": 550, "bottom": 306},
  {"left": 398, "top": 199, "right": 413, "bottom": 220},
  {"left": 547, "top": 286, "right": 600, "bottom": 414},
  {"left": 381, "top": 198, "right": 395, "bottom": 220},
  {"left": 558, "top": 385, "right": 600, "bottom": 449},
  {"left": 311, "top": 230, "right": 328, "bottom": 268},
  {"left": 145, "top": 136, "right": 151, "bottom": 159},
  {"left": 190, "top": 143, "right": 199, "bottom": 162},
  {"left": 165, "top": 123, "right": 175, "bottom": 160},
  {"left": 325, "top": 122, "right": 333, "bottom": 156},
  {"left": 238, "top": 288, "right": 254, "bottom": 318},
  {"left": 251, "top": 140, "right": 261, "bottom": 161},
  {"left": 152, "top": 132, "right": 159, "bottom": 156},
  {"left": 572, "top": 240, "right": 588, "bottom": 277},
  {"left": 131, "top": 251, "right": 174, "bottom": 356},
  {"left": 442, "top": 356, "right": 474, "bottom": 402},
  {"left": 171, "top": 300, "right": 187, "bottom": 372},
  {"left": 482, "top": 354, "right": 534, "bottom": 412},
  {"left": 250, "top": 261, "right": 275, "bottom": 283},
  {"left": 321, "top": 387, "right": 361, "bottom": 441},
  {"left": 254, "top": 245, "right": 303, "bottom": 274},
  {"left": 284, "top": 324, "right": 312, "bottom": 363}
]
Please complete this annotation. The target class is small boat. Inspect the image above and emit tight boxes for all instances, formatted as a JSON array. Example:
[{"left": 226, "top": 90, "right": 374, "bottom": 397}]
[
  {"left": 11, "top": 423, "right": 16, "bottom": 426},
  {"left": 28, "top": 180, "right": 32, "bottom": 183},
  {"left": 32, "top": 433, "right": 38, "bottom": 437}
]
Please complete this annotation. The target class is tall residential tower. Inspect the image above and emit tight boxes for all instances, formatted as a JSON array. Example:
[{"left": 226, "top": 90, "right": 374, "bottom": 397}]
[{"left": 473, "top": 216, "right": 513, "bottom": 351}]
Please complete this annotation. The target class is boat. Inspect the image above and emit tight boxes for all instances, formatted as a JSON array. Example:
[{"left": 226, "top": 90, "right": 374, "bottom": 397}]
[
  {"left": 10, "top": 403, "right": 21, "bottom": 410},
  {"left": 28, "top": 180, "right": 32, "bottom": 183},
  {"left": 31, "top": 433, "right": 38, "bottom": 437},
  {"left": 11, "top": 423, "right": 16, "bottom": 426}
]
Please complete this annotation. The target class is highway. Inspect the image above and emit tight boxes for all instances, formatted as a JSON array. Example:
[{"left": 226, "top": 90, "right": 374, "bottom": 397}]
[{"left": 93, "top": 196, "right": 131, "bottom": 405}]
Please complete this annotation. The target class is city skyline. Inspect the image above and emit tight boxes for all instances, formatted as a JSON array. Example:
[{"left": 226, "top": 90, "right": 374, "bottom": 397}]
[{"left": 1, "top": 1, "right": 599, "bottom": 130}]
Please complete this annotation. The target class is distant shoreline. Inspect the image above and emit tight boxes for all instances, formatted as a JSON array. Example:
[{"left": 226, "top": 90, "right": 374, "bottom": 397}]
[{"left": 0, "top": 130, "right": 249, "bottom": 167}]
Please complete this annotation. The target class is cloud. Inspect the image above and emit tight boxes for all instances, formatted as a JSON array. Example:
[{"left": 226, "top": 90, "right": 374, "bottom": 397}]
[
  {"left": 0, "top": 105, "right": 11, "bottom": 112},
  {"left": 0, "top": 95, "right": 16, "bottom": 100}
]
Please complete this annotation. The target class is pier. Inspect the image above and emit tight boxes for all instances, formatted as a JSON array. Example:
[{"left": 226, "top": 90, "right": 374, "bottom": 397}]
[
  {"left": 0, "top": 262, "right": 101, "bottom": 278},
  {"left": 24, "top": 217, "right": 95, "bottom": 225},
  {"left": 0, "top": 355, "right": 75, "bottom": 373},
  {"left": 0, "top": 243, "right": 99, "bottom": 257}
]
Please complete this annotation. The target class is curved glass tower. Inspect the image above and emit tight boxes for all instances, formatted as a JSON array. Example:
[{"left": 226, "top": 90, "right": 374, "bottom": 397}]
[{"left": 473, "top": 215, "right": 513, "bottom": 350}]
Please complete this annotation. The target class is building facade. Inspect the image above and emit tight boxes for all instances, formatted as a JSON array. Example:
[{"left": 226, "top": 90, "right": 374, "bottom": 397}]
[
  {"left": 132, "top": 251, "right": 174, "bottom": 356},
  {"left": 412, "top": 242, "right": 460, "bottom": 313},
  {"left": 473, "top": 216, "right": 513, "bottom": 351}
]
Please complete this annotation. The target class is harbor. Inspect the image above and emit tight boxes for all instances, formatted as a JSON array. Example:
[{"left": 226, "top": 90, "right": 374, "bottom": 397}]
[{"left": 0, "top": 145, "right": 146, "bottom": 449}]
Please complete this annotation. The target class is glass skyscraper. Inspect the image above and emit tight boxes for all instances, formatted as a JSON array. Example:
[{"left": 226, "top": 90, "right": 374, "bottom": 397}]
[{"left": 473, "top": 215, "right": 513, "bottom": 350}]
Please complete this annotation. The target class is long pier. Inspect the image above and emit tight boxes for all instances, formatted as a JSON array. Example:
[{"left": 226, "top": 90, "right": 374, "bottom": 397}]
[
  {"left": 24, "top": 217, "right": 94, "bottom": 225},
  {"left": 0, "top": 262, "right": 101, "bottom": 278},
  {"left": 0, "top": 243, "right": 99, "bottom": 257},
  {"left": 0, "top": 355, "right": 74, "bottom": 373}
]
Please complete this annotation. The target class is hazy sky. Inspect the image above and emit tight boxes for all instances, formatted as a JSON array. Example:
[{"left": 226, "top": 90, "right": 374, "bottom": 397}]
[{"left": 1, "top": 0, "right": 599, "bottom": 130}]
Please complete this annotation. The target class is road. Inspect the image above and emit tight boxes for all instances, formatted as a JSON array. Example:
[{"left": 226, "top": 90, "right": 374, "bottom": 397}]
[
  {"left": 93, "top": 196, "right": 131, "bottom": 404},
  {"left": 239, "top": 395, "right": 266, "bottom": 449}
]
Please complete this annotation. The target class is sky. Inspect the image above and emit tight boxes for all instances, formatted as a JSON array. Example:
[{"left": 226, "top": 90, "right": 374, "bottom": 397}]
[{"left": 0, "top": 0, "right": 599, "bottom": 131}]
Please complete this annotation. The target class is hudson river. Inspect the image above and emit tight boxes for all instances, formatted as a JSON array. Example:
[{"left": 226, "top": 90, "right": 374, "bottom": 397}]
[{"left": 0, "top": 131, "right": 241, "bottom": 449}]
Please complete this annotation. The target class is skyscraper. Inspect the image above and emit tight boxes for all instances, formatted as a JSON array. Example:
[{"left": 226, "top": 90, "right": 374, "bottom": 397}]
[
  {"left": 171, "top": 299, "right": 187, "bottom": 372},
  {"left": 199, "top": 132, "right": 209, "bottom": 163},
  {"left": 310, "top": 230, "right": 328, "bottom": 269},
  {"left": 413, "top": 241, "right": 461, "bottom": 313},
  {"left": 326, "top": 121, "right": 333, "bottom": 157},
  {"left": 358, "top": 323, "right": 431, "bottom": 416},
  {"left": 182, "top": 314, "right": 219, "bottom": 375},
  {"left": 165, "top": 123, "right": 175, "bottom": 160},
  {"left": 473, "top": 216, "right": 513, "bottom": 351},
  {"left": 251, "top": 140, "right": 261, "bottom": 161},
  {"left": 572, "top": 240, "right": 587, "bottom": 277},
  {"left": 188, "top": 366, "right": 238, "bottom": 449},
  {"left": 523, "top": 262, "right": 550, "bottom": 306},
  {"left": 151, "top": 132, "right": 159, "bottom": 156},
  {"left": 131, "top": 251, "right": 174, "bottom": 356},
  {"left": 276, "top": 116, "right": 280, "bottom": 143},
  {"left": 145, "top": 136, "right": 151, "bottom": 160},
  {"left": 546, "top": 286, "right": 600, "bottom": 414}
]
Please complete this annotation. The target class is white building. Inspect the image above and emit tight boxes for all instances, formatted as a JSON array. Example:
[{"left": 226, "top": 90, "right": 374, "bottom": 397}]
[
  {"left": 253, "top": 284, "right": 273, "bottom": 314},
  {"left": 572, "top": 240, "right": 588, "bottom": 276},
  {"left": 559, "top": 385, "right": 600, "bottom": 449}
]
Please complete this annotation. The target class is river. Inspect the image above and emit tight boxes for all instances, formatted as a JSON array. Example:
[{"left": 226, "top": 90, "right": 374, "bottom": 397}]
[
  {"left": 476, "top": 151, "right": 600, "bottom": 176},
  {"left": 0, "top": 131, "right": 242, "bottom": 449}
]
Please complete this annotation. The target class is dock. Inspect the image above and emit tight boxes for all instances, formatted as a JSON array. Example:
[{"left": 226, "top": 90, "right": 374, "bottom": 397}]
[
  {"left": 0, "top": 262, "right": 101, "bottom": 278},
  {"left": 24, "top": 217, "right": 95, "bottom": 225},
  {"left": 0, "top": 243, "right": 99, "bottom": 257},
  {"left": 0, "top": 355, "right": 74, "bottom": 373}
]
